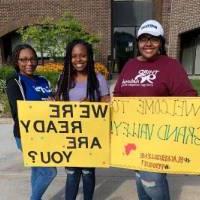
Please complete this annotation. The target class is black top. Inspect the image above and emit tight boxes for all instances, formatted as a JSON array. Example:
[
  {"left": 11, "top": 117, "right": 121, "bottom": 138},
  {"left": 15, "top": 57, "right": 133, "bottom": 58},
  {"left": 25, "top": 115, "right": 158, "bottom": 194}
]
[{"left": 6, "top": 73, "right": 25, "bottom": 138}]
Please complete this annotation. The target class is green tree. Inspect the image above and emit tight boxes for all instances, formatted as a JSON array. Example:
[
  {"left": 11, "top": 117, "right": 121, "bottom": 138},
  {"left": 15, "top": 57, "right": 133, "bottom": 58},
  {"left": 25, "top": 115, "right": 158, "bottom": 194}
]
[
  {"left": 18, "top": 25, "right": 48, "bottom": 64},
  {"left": 18, "top": 13, "right": 99, "bottom": 64}
]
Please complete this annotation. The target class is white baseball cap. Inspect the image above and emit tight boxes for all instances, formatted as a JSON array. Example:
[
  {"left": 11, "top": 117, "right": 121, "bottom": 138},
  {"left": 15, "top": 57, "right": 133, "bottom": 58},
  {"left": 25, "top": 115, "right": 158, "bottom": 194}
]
[{"left": 137, "top": 19, "right": 164, "bottom": 38}]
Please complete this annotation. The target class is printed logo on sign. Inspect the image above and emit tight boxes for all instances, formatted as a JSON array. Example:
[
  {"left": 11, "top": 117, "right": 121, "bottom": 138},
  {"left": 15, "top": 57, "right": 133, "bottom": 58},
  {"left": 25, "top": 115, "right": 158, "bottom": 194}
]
[{"left": 122, "top": 69, "right": 159, "bottom": 87}]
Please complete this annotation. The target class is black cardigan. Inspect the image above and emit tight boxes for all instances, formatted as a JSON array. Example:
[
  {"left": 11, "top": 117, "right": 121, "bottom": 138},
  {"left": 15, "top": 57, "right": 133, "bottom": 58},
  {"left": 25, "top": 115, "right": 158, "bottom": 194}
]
[{"left": 6, "top": 73, "right": 25, "bottom": 138}]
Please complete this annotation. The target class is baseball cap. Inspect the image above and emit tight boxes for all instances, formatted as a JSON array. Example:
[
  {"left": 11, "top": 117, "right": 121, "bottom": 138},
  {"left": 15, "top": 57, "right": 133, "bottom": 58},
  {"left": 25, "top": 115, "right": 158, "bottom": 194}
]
[{"left": 137, "top": 19, "right": 164, "bottom": 38}]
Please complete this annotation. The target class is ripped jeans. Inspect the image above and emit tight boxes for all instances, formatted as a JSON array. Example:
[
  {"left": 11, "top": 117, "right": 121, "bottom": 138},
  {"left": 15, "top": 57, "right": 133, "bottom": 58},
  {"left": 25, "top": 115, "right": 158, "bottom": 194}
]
[
  {"left": 65, "top": 167, "right": 95, "bottom": 200},
  {"left": 135, "top": 171, "right": 170, "bottom": 200}
]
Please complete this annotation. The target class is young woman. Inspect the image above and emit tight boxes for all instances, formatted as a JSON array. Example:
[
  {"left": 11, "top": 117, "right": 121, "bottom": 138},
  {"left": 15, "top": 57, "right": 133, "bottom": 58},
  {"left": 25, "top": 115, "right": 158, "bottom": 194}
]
[
  {"left": 55, "top": 39, "right": 110, "bottom": 200},
  {"left": 114, "top": 19, "right": 197, "bottom": 200},
  {"left": 6, "top": 44, "right": 57, "bottom": 200}
]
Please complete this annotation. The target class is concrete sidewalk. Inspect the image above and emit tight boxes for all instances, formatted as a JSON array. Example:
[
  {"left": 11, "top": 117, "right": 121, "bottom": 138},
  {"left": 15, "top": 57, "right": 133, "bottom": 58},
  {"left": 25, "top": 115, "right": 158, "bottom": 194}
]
[{"left": 2, "top": 122, "right": 200, "bottom": 199}]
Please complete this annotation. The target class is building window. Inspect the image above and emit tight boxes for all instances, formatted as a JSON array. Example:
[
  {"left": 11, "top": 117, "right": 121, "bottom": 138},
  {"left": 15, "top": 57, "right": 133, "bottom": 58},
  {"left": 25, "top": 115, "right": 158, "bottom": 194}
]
[
  {"left": 113, "top": 0, "right": 153, "bottom": 27},
  {"left": 181, "top": 29, "right": 200, "bottom": 75},
  {"left": 112, "top": 0, "right": 153, "bottom": 72}
]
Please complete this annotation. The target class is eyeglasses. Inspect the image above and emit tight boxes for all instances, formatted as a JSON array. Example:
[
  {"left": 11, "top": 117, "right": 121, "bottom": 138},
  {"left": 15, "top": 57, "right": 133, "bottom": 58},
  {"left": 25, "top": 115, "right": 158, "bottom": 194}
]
[
  {"left": 138, "top": 36, "right": 160, "bottom": 45},
  {"left": 18, "top": 58, "right": 37, "bottom": 64}
]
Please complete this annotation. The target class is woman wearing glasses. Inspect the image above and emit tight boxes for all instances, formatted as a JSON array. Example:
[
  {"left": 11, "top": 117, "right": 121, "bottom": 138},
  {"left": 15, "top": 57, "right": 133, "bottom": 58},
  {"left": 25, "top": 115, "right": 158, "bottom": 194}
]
[
  {"left": 6, "top": 44, "right": 57, "bottom": 200},
  {"left": 114, "top": 20, "right": 197, "bottom": 200}
]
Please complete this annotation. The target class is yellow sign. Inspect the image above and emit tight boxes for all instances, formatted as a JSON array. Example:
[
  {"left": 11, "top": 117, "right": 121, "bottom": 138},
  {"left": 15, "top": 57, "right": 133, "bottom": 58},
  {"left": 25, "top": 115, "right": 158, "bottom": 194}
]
[
  {"left": 111, "top": 97, "right": 200, "bottom": 174},
  {"left": 17, "top": 101, "right": 110, "bottom": 167}
]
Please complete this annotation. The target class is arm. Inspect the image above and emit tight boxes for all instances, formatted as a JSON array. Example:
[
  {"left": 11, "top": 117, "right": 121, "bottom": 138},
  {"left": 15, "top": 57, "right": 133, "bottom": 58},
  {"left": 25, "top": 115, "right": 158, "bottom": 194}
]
[
  {"left": 113, "top": 68, "right": 127, "bottom": 97},
  {"left": 6, "top": 79, "right": 23, "bottom": 120},
  {"left": 113, "top": 75, "right": 123, "bottom": 97},
  {"left": 168, "top": 60, "right": 197, "bottom": 96},
  {"left": 113, "top": 59, "right": 131, "bottom": 97},
  {"left": 97, "top": 73, "right": 110, "bottom": 102},
  {"left": 42, "top": 76, "right": 55, "bottom": 100},
  {"left": 6, "top": 78, "right": 24, "bottom": 138}
]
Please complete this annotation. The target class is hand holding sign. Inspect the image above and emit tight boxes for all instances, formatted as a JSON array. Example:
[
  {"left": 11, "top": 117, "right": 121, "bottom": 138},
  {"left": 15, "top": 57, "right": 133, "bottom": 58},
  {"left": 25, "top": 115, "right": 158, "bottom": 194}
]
[{"left": 17, "top": 101, "right": 110, "bottom": 167}]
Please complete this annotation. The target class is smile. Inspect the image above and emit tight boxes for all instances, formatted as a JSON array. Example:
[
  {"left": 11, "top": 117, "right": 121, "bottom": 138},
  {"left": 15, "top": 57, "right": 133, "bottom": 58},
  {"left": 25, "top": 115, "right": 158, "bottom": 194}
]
[{"left": 76, "top": 64, "right": 85, "bottom": 67}]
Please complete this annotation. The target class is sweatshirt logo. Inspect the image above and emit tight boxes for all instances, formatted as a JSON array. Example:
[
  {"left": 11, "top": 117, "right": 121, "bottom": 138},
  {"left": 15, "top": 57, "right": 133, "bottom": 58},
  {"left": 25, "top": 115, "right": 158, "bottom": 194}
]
[
  {"left": 34, "top": 86, "right": 52, "bottom": 93},
  {"left": 122, "top": 69, "right": 159, "bottom": 87}
]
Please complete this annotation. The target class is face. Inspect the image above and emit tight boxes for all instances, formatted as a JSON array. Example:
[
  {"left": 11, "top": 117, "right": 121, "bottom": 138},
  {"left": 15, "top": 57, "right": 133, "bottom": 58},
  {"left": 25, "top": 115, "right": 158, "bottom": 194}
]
[
  {"left": 18, "top": 48, "right": 37, "bottom": 76},
  {"left": 138, "top": 34, "right": 161, "bottom": 61},
  {"left": 71, "top": 44, "right": 88, "bottom": 72}
]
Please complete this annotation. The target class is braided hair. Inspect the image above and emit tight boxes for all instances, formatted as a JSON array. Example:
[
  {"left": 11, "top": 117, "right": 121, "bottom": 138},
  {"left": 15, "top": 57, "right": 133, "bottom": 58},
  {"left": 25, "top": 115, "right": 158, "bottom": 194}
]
[{"left": 56, "top": 39, "right": 100, "bottom": 101}]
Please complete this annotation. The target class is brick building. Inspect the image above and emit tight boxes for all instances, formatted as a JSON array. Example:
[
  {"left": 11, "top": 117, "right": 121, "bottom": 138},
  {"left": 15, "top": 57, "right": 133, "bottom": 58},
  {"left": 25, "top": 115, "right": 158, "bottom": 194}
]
[
  {"left": 0, "top": 0, "right": 111, "bottom": 65},
  {"left": 162, "top": 0, "right": 200, "bottom": 75},
  {"left": 0, "top": 0, "right": 199, "bottom": 74}
]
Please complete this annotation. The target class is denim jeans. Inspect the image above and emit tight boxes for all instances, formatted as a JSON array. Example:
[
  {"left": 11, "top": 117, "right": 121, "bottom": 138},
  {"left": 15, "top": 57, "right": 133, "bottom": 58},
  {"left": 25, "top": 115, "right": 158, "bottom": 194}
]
[
  {"left": 15, "top": 137, "right": 22, "bottom": 150},
  {"left": 30, "top": 167, "right": 57, "bottom": 200},
  {"left": 65, "top": 167, "right": 95, "bottom": 200},
  {"left": 135, "top": 171, "right": 170, "bottom": 200},
  {"left": 15, "top": 137, "right": 57, "bottom": 200}
]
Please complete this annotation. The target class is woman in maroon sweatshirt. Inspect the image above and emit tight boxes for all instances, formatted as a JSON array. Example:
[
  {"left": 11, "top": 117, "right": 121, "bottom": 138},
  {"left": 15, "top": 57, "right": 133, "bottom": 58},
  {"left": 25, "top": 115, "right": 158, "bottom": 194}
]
[{"left": 114, "top": 19, "right": 197, "bottom": 200}]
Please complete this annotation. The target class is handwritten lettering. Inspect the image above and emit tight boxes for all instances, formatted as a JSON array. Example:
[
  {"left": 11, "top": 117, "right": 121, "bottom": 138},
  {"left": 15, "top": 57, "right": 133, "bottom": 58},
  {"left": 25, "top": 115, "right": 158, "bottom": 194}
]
[
  {"left": 141, "top": 160, "right": 169, "bottom": 170},
  {"left": 157, "top": 125, "right": 200, "bottom": 145},
  {"left": 140, "top": 153, "right": 188, "bottom": 164},
  {"left": 112, "top": 121, "right": 154, "bottom": 140},
  {"left": 137, "top": 99, "right": 200, "bottom": 117}
]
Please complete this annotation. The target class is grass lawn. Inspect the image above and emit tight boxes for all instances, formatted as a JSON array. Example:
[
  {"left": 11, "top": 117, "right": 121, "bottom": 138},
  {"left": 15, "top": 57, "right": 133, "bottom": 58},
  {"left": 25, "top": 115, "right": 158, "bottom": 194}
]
[{"left": 191, "top": 79, "right": 200, "bottom": 95}]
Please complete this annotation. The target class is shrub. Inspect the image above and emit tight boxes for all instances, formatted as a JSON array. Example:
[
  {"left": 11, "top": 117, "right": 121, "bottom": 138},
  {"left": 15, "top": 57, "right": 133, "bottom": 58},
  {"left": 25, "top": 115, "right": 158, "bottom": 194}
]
[
  {"left": 37, "top": 61, "right": 109, "bottom": 80},
  {"left": 0, "top": 92, "right": 10, "bottom": 117},
  {"left": 0, "top": 79, "right": 6, "bottom": 93},
  {"left": 36, "top": 71, "right": 60, "bottom": 89},
  {"left": 94, "top": 62, "right": 109, "bottom": 80},
  {"left": 37, "top": 62, "right": 63, "bottom": 73},
  {"left": 0, "top": 65, "right": 15, "bottom": 80},
  {"left": 36, "top": 62, "right": 63, "bottom": 88},
  {"left": 191, "top": 79, "right": 200, "bottom": 95}
]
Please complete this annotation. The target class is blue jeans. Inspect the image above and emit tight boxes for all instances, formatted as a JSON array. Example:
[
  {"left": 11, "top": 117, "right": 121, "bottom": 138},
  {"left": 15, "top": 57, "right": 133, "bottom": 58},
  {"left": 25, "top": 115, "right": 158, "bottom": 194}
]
[
  {"left": 15, "top": 137, "right": 22, "bottom": 150},
  {"left": 15, "top": 137, "right": 57, "bottom": 200},
  {"left": 135, "top": 171, "right": 170, "bottom": 200},
  {"left": 30, "top": 167, "right": 57, "bottom": 200},
  {"left": 65, "top": 167, "right": 95, "bottom": 200}
]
